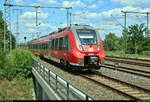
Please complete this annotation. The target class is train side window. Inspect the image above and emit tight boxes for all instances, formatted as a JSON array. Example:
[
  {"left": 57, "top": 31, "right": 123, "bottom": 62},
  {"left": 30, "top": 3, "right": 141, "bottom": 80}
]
[
  {"left": 63, "top": 36, "right": 68, "bottom": 51},
  {"left": 52, "top": 39, "right": 55, "bottom": 49},
  {"left": 68, "top": 36, "right": 71, "bottom": 51},
  {"left": 59, "top": 37, "right": 63, "bottom": 50},
  {"left": 45, "top": 44, "right": 47, "bottom": 50},
  {"left": 46, "top": 44, "right": 48, "bottom": 50},
  {"left": 49, "top": 40, "right": 52, "bottom": 49},
  {"left": 55, "top": 38, "right": 59, "bottom": 50}
]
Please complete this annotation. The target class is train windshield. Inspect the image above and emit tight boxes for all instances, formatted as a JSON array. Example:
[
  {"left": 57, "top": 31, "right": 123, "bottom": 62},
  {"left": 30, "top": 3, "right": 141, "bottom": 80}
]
[{"left": 76, "top": 29, "right": 98, "bottom": 45}]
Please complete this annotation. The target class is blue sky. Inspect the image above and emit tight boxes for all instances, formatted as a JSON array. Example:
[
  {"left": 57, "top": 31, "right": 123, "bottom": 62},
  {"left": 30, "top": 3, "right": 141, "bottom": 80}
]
[{"left": 0, "top": 0, "right": 150, "bottom": 43}]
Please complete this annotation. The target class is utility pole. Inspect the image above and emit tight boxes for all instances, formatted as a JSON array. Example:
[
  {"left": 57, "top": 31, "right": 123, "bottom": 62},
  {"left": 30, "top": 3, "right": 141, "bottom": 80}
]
[
  {"left": 35, "top": 7, "right": 41, "bottom": 26},
  {"left": 4, "top": 3, "right": 72, "bottom": 43},
  {"left": 70, "top": 13, "right": 71, "bottom": 26},
  {"left": 66, "top": 8, "right": 69, "bottom": 27},
  {"left": 4, "top": 0, "right": 11, "bottom": 52},
  {"left": 13, "top": 9, "right": 22, "bottom": 48},
  {"left": 121, "top": 11, "right": 150, "bottom": 37},
  {"left": 147, "top": 13, "right": 149, "bottom": 35},
  {"left": 124, "top": 12, "right": 127, "bottom": 29},
  {"left": 121, "top": 11, "right": 127, "bottom": 53}
]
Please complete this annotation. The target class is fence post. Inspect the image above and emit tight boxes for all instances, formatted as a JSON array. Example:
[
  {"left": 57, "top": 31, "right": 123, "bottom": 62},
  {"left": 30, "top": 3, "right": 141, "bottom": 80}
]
[
  {"left": 67, "top": 83, "right": 69, "bottom": 100},
  {"left": 43, "top": 67, "right": 45, "bottom": 80},
  {"left": 48, "top": 70, "right": 51, "bottom": 86},
  {"left": 86, "top": 95, "right": 89, "bottom": 100},
  {"left": 56, "top": 75, "right": 58, "bottom": 92}
]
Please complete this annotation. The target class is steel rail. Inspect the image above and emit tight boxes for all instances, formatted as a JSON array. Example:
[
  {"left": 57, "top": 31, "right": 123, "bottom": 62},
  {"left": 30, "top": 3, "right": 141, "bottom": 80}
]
[
  {"left": 105, "top": 63, "right": 150, "bottom": 74},
  {"left": 106, "top": 56, "right": 150, "bottom": 62},
  {"left": 102, "top": 64, "right": 150, "bottom": 78},
  {"left": 80, "top": 75, "right": 138, "bottom": 100},
  {"left": 80, "top": 73, "right": 150, "bottom": 100}
]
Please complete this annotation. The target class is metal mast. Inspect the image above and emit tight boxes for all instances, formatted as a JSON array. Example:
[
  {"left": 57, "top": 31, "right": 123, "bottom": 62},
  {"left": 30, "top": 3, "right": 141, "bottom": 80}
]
[
  {"left": 13, "top": 9, "right": 22, "bottom": 48},
  {"left": 4, "top": 0, "right": 12, "bottom": 52},
  {"left": 4, "top": 4, "right": 72, "bottom": 27},
  {"left": 121, "top": 11, "right": 150, "bottom": 37}
]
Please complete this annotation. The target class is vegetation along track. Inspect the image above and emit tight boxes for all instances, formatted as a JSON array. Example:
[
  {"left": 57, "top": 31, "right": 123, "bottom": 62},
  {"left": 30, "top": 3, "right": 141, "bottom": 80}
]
[
  {"left": 106, "top": 56, "right": 150, "bottom": 67},
  {"left": 80, "top": 72, "right": 150, "bottom": 100},
  {"left": 102, "top": 64, "right": 150, "bottom": 78}
]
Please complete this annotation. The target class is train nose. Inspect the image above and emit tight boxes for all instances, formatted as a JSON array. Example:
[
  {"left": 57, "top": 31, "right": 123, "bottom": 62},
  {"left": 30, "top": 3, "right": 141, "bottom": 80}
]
[{"left": 85, "top": 56, "right": 99, "bottom": 65}]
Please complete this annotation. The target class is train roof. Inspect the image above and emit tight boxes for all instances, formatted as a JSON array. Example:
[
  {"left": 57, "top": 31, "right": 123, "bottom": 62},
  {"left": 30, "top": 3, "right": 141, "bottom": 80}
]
[{"left": 28, "top": 24, "right": 95, "bottom": 43}]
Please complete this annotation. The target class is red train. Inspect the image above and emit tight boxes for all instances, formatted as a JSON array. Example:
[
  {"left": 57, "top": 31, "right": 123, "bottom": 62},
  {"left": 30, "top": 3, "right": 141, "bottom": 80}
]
[{"left": 28, "top": 24, "right": 105, "bottom": 71}]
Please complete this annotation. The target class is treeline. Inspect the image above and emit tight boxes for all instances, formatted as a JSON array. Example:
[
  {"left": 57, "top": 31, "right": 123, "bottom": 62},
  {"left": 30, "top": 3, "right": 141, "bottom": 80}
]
[
  {"left": 103, "top": 23, "right": 150, "bottom": 55},
  {"left": 0, "top": 10, "right": 33, "bottom": 80},
  {"left": 0, "top": 10, "right": 16, "bottom": 50}
]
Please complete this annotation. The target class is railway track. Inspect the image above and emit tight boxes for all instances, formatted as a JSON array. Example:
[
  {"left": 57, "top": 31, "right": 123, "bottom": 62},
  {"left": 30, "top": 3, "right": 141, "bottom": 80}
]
[
  {"left": 40, "top": 57, "right": 150, "bottom": 100},
  {"left": 106, "top": 56, "right": 150, "bottom": 67},
  {"left": 102, "top": 63, "right": 150, "bottom": 78},
  {"left": 80, "top": 72, "right": 150, "bottom": 100}
]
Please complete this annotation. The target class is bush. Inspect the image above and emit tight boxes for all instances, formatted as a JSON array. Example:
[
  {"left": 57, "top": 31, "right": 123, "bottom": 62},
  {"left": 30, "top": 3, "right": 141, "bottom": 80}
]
[
  {"left": 12, "top": 49, "right": 33, "bottom": 78},
  {"left": 1, "top": 57, "right": 16, "bottom": 80},
  {"left": 0, "top": 50, "right": 16, "bottom": 80},
  {"left": 0, "top": 50, "right": 7, "bottom": 69}
]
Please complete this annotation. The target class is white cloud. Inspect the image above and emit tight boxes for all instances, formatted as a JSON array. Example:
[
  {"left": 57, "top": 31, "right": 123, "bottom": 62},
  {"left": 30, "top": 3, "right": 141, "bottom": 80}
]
[
  {"left": 62, "top": 0, "right": 98, "bottom": 9},
  {"left": 73, "top": 6, "right": 150, "bottom": 39},
  {"left": 86, "top": 4, "right": 98, "bottom": 9},
  {"left": 112, "top": 0, "right": 150, "bottom": 7},
  {"left": 14, "top": 0, "right": 23, "bottom": 4},
  {"left": 99, "top": 0, "right": 104, "bottom": 6},
  {"left": 20, "top": 11, "right": 48, "bottom": 23},
  {"left": 63, "top": 0, "right": 86, "bottom": 8},
  {"left": 75, "top": 11, "right": 99, "bottom": 19},
  {"left": 28, "top": 28, "right": 36, "bottom": 33},
  {"left": 38, "top": 0, "right": 58, "bottom": 4}
]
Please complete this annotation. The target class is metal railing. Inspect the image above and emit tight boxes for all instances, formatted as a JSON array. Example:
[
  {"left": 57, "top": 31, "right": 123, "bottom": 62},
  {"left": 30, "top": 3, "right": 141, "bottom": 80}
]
[{"left": 33, "top": 59, "right": 95, "bottom": 100}]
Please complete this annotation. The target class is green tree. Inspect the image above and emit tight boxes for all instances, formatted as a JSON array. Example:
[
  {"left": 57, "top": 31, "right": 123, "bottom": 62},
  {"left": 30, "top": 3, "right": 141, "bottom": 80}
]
[
  {"left": 0, "top": 10, "right": 16, "bottom": 50},
  {"left": 123, "top": 23, "right": 147, "bottom": 54},
  {"left": 103, "top": 32, "right": 121, "bottom": 51}
]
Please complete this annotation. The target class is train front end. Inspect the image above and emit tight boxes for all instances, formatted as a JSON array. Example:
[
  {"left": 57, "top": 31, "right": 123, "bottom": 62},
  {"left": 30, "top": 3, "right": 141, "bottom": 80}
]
[{"left": 70, "top": 24, "right": 106, "bottom": 70}]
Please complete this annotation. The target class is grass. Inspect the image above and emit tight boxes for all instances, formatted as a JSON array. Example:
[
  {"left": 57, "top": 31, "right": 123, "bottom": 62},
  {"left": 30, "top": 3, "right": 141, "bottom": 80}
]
[
  {"left": 105, "top": 51, "right": 150, "bottom": 59},
  {"left": 0, "top": 76, "right": 34, "bottom": 100}
]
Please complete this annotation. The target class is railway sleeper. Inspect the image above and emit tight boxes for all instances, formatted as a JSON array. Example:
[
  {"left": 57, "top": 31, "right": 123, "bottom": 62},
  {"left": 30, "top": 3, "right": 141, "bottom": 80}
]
[
  {"left": 133, "top": 94, "right": 150, "bottom": 97},
  {"left": 115, "top": 87, "right": 129, "bottom": 90}
]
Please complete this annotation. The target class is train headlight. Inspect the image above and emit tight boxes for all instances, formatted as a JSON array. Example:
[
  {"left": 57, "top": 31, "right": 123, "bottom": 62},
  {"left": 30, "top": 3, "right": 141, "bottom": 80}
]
[
  {"left": 79, "top": 45, "right": 84, "bottom": 51},
  {"left": 97, "top": 45, "right": 101, "bottom": 51}
]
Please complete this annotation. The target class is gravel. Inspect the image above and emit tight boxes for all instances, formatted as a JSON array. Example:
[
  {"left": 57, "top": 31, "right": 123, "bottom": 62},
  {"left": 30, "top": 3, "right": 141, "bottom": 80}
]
[
  {"left": 38, "top": 59, "right": 138, "bottom": 100},
  {"left": 100, "top": 67, "right": 150, "bottom": 90}
]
